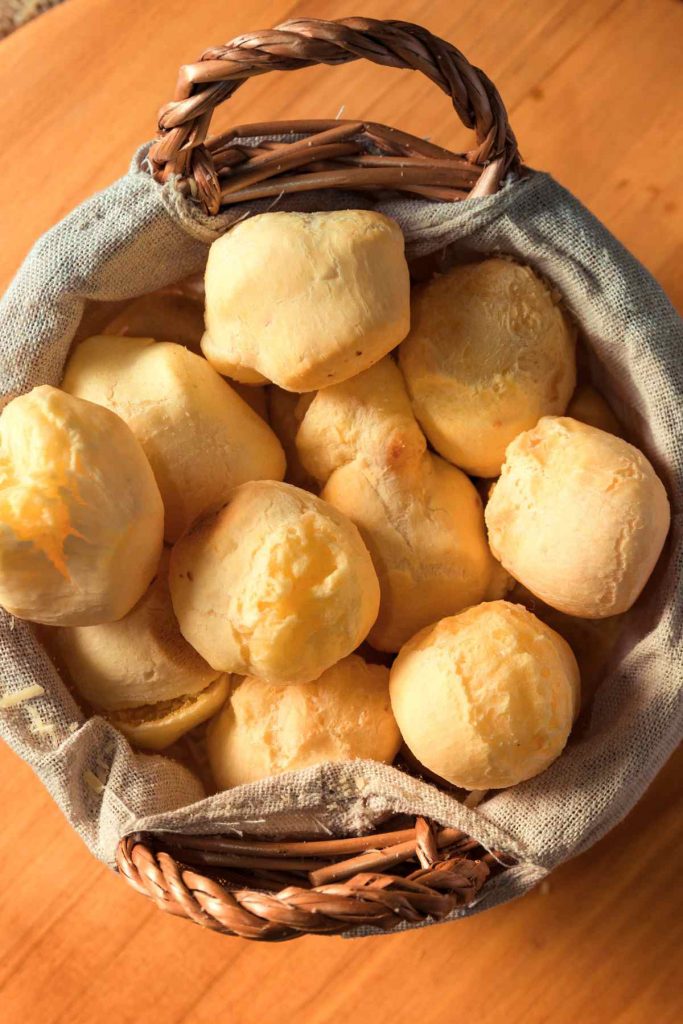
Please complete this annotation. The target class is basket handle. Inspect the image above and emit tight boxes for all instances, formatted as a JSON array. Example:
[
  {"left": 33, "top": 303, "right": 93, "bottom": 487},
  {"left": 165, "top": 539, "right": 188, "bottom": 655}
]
[{"left": 149, "top": 17, "right": 518, "bottom": 213}]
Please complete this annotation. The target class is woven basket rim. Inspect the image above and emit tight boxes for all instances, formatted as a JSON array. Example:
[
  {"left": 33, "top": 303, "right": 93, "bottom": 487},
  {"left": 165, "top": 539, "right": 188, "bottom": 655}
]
[
  {"left": 116, "top": 817, "right": 514, "bottom": 940},
  {"left": 148, "top": 16, "right": 519, "bottom": 214}
]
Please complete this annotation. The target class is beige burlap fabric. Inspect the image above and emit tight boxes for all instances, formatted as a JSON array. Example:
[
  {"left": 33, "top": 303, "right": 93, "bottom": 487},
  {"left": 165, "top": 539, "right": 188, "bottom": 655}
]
[{"left": 1, "top": 143, "right": 681, "bottom": 933}]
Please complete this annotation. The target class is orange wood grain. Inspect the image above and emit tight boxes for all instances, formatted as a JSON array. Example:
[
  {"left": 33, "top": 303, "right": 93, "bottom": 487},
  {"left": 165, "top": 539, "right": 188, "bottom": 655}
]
[{"left": 0, "top": 2, "right": 681, "bottom": 1022}]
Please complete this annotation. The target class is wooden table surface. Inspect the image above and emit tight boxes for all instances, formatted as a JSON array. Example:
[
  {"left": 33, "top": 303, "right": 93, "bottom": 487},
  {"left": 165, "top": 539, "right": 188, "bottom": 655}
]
[{"left": 1, "top": 1, "right": 681, "bottom": 1021}]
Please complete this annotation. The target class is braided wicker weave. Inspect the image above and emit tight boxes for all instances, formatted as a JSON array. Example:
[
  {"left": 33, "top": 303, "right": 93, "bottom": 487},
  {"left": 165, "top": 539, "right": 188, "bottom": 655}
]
[
  {"left": 117, "top": 818, "right": 512, "bottom": 940},
  {"left": 148, "top": 17, "right": 519, "bottom": 213},
  {"left": 117, "top": 17, "right": 519, "bottom": 938}
]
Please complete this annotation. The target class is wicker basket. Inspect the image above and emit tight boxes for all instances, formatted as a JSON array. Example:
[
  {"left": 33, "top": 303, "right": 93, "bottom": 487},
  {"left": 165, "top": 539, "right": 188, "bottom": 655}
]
[{"left": 116, "top": 16, "right": 520, "bottom": 940}]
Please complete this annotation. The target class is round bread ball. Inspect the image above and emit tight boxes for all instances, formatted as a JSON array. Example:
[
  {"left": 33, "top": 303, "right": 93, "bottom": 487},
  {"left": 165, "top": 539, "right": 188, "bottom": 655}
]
[
  {"left": 0, "top": 386, "right": 163, "bottom": 626},
  {"left": 62, "top": 336, "right": 285, "bottom": 542},
  {"left": 296, "top": 355, "right": 426, "bottom": 486},
  {"left": 484, "top": 556, "right": 515, "bottom": 601},
  {"left": 390, "top": 601, "right": 580, "bottom": 790},
  {"left": 486, "top": 417, "right": 670, "bottom": 618},
  {"left": 202, "top": 210, "right": 410, "bottom": 391},
  {"left": 103, "top": 292, "right": 205, "bottom": 352},
  {"left": 207, "top": 655, "right": 400, "bottom": 788},
  {"left": 323, "top": 455, "right": 498, "bottom": 652},
  {"left": 296, "top": 358, "right": 498, "bottom": 651},
  {"left": 566, "top": 383, "right": 622, "bottom": 436},
  {"left": 267, "top": 387, "right": 317, "bottom": 491},
  {"left": 510, "top": 581, "right": 624, "bottom": 713},
  {"left": 48, "top": 550, "right": 221, "bottom": 710},
  {"left": 399, "top": 259, "right": 577, "bottom": 477},
  {"left": 169, "top": 481, "right": 380, "bottom": 684},
  {"left": 473, "top": 478, "right": 515, "bottom": 600}
]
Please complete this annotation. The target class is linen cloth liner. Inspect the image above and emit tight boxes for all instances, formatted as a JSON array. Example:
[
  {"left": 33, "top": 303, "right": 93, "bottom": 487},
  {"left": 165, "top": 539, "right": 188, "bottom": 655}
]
[{"left": 1, "top": 143, "right": 681, "bottom": 933}]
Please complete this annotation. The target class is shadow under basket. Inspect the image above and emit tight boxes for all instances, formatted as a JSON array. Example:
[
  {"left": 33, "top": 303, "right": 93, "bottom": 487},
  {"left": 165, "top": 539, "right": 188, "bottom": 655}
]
[{"left": 115, "top": 15, "right": 521, "bottom": 938}]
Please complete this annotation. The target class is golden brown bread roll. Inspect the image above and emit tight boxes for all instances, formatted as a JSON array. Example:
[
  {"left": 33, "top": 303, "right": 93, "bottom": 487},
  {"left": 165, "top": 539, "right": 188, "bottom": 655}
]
[
  {"left": 48, "top": 551, "right": 219, "bottom": 710},
  {"left": 390, "top": 601, "right": 580, "bottom": 790},
  {"left": 207, "top": 655, "right": 400, "bottom": 788},
  {"left": 47, "top": 550, "right": 229, "bottom": 750},
  {"left": 510, "top": 581, "right": 625, "bottom": 714},
  {"left": 399, "top": 259, "right": 577, "bottom": 476},
  {"left": 103, "top": 293, "right": 205, "bottom": 353},
  {"left": 169, "top": 480, "right": 380, "bottom": 684},
  {"left": 296, "top": 358, "right": 499, "bottom": 651},
  {"left": 324, "top": 454, "right": 499, "bottom": 652},
  {"left": 62, "top": 336, "right": 285, "bottom": 542},
  {"left": 267, "top": 387, "right": 317, "bottom": 490},
  {"left": 0, "top": 386, "right": 163, "bottom": 626},
  {"left": 566, "top": 383, "right": 622, "bottom": 436},
  {"left": 100, "top": 279, "right": 282, "bottom": 422},
  {"left": 485, "top": 417, "right": 671, "bottom": 617},
  {"left": 202, "top": 210, "right": 411, "bottom": 391},
  {"left": 296, "top": 355, "right": 426, "bottom": 483},
  {"left": 484, "top": 555, "right": 516, "bottom": 601},
  {"left": 472, "top": 478, "right": 515, "bottom": 600}
]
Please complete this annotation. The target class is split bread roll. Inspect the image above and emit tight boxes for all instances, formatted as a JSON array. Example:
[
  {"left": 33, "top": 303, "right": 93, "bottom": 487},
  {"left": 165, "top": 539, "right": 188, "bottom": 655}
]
[
  {"left": 170, "top": 480, "right": 380, "bottom": 684},
  {"left": 485, "top": 417, "right": 671, "bottom": 618},
  {"left": 49, "top": 550, "right": 218, "bottom": 707},
  {"left": 207, "top": 655, "right": 400, "bottom": 789},
  {"left": 49, "top": 551, "right": 228, "bottom": 750},
  {"left": 390, "top": 601, "right": 580, "bottom": 790},
  {"left": 107, "top": 676, "right": 229, "bottom": 752},
  {"left": 0, "top": 386, "right": 163, "bottom": 626},
  {"left": 399, "top": 258, "right": 577, "bottom": 477},
  {"left": 296, "top": 358, "right": 499, "bottom": 651},
  {"left": 62, "top": 336, "right": 285, "bottom": 542},
  {"left": 202, "top": 210, "right": 411, "bottom": 391}
]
